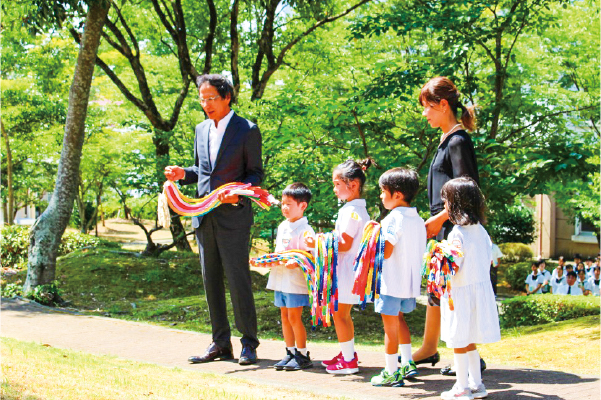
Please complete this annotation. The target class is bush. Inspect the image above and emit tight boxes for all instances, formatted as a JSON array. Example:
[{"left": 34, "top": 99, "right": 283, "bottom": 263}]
[
  {"left": 2, "top": 283, "right": 23, "bottom": 298},
  {"left": 505, "top": 260, "right": 535, "bottom": 291},
  {"left": 0, "top": 225, "right": 30, "bottom": 267},
  {"left": 1, "top": 226, "right": 120, "bottom": 268},
  {"left": 500, "top": 295, "right": 601, "bottom": 328},
  {"left": 488, "top": 202, "right": 536, "bottom": 244},
  {"left": 25, "top": 281, "right": 62, "bottom": 306},
  {"left": 499, "top": 242, "right": 534, "bottom": 262}
]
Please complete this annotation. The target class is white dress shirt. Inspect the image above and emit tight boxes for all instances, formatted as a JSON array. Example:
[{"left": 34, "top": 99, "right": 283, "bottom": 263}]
[{"left": 208, "top": 110, "right": 234, "bottom": 167}]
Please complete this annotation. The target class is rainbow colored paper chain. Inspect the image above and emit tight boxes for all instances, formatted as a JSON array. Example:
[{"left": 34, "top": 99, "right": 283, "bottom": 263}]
[
  {"left": 250, "top": 233, "right": 339, "bottom": 328},
  {"left": 250, "top": 250, "right": 316, "bottom": 298},
  {"left": 421, "top": 240, "right": 463, "bottom": 310},
  {"left": 162, "top": 180, "right": 277, "bottom": 217},
  {"left": 313, "top": 231, "right": 339, "bottom": 327},
  {"left": 352, "top": 221, "right": 385, "bottom": 309}
]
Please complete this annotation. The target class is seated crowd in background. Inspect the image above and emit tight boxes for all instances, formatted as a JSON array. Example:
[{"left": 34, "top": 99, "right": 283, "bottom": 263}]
[{"left": 526, "top": 254, "right": 600, "bottom": 296}]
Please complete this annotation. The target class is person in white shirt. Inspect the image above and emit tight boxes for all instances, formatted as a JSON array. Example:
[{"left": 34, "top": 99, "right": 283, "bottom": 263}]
[
  {"left": 261, "top": 183, "right": 315, "bottom": 371},
  {"left": 490, "top": 243, "right": 504, "bottom": 296},
  {"left": 555, "top": 271, "right": 583, "bottom": 296},
  {"left": 370, "top": 168, "right": 426, "bottom": 387},
  {"left": 525, "top": 262, "right": 544, "bottom": 295},
  {"left": 577, "top": 269, "right": 591, "bottom": 295},
  {"left": 585, "top": 258, "right": 595, "bottom": 279},
  {"left": 550, "top": 264, "right": 566, "bottom": 294},
  {"left": 552, "top": 256, "right": 566, "bottom": 280},
  {"left": 585, "top": 266, "right": 600, "bottom": 296},
  {"left": 538, "top": 260, "right": 552, "bottom": 294}
]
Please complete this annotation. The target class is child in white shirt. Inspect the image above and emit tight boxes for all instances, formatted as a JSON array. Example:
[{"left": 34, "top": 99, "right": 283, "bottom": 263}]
[
  {"left": 525, "top": 262, "right": 544, "bottom": 295},
  {"left": 306, "top": 159, "right": 372, "bottom": 375},
  {"left": 556, "top": 271, "right": 583, "bottom": 296},
  {"left": 370, "top": 168, "right": 426, "bottom": 387},
  {"left": 586, "top": 266, "right": 600, "bottom": 296},
  {"left": 439, "top": 177, "right": 500, "bottom": 400},
  {"left": 264, "top": 183, "right": 315, "bottom": 371},
  {"left": 550, "top": 264, "right": 566, "bottom": 294}
]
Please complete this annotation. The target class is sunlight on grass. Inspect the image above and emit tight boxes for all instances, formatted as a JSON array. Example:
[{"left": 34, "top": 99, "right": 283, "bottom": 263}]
[{"left": 1, "top": 337, "right": 345, "bottom": 400}]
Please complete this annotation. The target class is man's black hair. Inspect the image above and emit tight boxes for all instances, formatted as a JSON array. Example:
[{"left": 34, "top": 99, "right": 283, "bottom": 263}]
[
  {"left": 196, "top": 74, "right": 235, "bottom": 106},
  {"left": 282, "top": 182, "right": 312, "bottom": 205},
  {"left": 566, "top": 271, "right": 577, "bottom": 278},
  {"left": 378, "top": 167, "right": 419, "bottom": 204}
]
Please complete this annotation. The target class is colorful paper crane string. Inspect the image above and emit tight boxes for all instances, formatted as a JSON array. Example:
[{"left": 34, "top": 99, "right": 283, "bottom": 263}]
[
  {"left": 352, "top": 221, "right": 385, "bottom": 309},
  {"left": 161, "top": 180, "right": 278, "bottom": 220},
  {"left": 421, "top": 240, "right": 463, "bottom": 310},
  {"left": 250, "top": 250, "right": 316, "bottom": 298},
  {"left": 313, "top": 231, "right": 339, "bottom": 327}
]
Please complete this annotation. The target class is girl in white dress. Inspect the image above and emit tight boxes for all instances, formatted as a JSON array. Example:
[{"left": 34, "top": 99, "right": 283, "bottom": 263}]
[
  {"left": 306, "top": 159, "right": 371, "bottom": 375},
  {"left": 439, "top": 177, "right": 500, "bottom": 400}
]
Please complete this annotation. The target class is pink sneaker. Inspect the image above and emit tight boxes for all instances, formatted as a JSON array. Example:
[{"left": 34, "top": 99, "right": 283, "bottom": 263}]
[
  {"left": 326, "top": 356, "right": 359, "bottom": 374},
  {"left": 321, "top": 352, "right": 357, "bottom": 367}
]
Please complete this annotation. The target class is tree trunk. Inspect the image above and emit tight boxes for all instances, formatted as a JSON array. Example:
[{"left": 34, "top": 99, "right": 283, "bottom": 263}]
[
  {"left": 23, "top": 1, "right": 110, "bottom": 292},
  {"left": 230, "top": 0, "right": 240, "bottom": 97},
  {"left": 1, "top": 120, "right": 14, "bottom": 225}
]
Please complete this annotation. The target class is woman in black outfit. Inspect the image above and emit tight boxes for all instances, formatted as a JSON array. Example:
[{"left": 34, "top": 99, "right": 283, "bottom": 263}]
[{"left": 411, "top": 77, "right": 482, "bottom": 374}]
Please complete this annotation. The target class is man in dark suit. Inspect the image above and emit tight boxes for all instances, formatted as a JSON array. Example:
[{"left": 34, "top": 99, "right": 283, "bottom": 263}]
[{"left": 164, "top": 74, "right": 263, "bottom": 365}]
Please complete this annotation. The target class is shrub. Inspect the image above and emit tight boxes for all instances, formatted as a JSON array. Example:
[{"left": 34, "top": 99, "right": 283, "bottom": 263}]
[
  {"left": 25, "top": 281, "right": 62, "bottom": 306},
  {"left": 505, "top": 260, "right": 535, "bottom": 291},
  {"left": 500, "top": 295, "right": 601, "bottom": 328},
  {"left": 499, "top": 242, "right": 534, "bottom": 262},
  {"left": 0, "top": 225, "right": 30, "bottom": 267},
  {"left": 488, "top": 202, "right": 536, "bottom": 244},
  {"left": 2, "top": 283, "right": 23, "bottom": 298},
  {"left": 1, "top": 226, "right": 120, "bottom": 268}
]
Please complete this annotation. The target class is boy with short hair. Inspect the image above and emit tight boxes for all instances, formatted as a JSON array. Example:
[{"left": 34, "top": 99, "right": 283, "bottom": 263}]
[
  {"left": 586, "top": 266, "right": 600, "bottom": 296},
  {"left": 261, "top": 182, "right": 315, "bottom": 371},
  {"left": 370, "top": 168, "right": 426, "bottom": 387},
  {"left": 556, "top": 271, "right": 583, "bottom": 296}
]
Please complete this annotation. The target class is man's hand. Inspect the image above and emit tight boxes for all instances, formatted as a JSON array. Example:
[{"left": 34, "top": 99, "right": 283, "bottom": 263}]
[
  {"left": 218, "top": 191, "right": 240, "bottom": 204},
  {"left": 164, "top": 166, "right": 185, "bottom": 181}
]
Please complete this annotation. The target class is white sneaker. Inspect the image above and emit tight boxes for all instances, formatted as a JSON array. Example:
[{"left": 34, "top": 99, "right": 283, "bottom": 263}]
[
  {"left": 441, "top": 383, "right": 474, "bottom": 400},
  {"left": 470, "top": 383, "right": 488, "bottom": 398}
]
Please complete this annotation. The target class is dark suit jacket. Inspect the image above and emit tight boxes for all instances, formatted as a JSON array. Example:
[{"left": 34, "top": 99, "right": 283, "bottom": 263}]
[{"left": 181, "top": 112, "right": 263, "bottom": 230}]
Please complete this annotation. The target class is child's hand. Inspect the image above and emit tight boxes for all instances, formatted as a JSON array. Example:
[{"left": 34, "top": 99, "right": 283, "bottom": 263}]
[{"left": 304, "top": 236, "right": 315, "bottom": 249}]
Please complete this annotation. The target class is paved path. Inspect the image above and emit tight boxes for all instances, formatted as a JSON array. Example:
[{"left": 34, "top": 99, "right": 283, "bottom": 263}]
[{"left": 2, "top": 298, "right": 599, "bottom": 400}]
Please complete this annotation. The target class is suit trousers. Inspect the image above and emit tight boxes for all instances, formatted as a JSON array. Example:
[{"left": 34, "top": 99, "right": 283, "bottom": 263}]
[{"left": 195, "top": 211, "right": 259, "bottom": 349}]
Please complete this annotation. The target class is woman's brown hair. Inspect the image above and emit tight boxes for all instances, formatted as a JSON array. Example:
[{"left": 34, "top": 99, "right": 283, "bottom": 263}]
[{"left": 419, "top": 77, "right": 476, "bottom": 132}]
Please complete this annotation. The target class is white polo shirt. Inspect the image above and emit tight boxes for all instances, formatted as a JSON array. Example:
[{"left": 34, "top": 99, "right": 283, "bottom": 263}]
[
  {"left": 266, "top": 217, "right": 315, "bottom": 295},
  {"left": 555, "top": 282, "right": 583, "bottom": 296},
  {"left": 586, "top": 277, "right": 600, "bottom": 296},
  {"left": 380, "top": 206, "right": 426, "bottom": 298},
  {"left": 525, "top": 272, "right": 544, "bottom": 294}
]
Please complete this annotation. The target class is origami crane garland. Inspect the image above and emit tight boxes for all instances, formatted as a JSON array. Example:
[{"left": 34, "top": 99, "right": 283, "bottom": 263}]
[
  {"left": 422, "top": 240, "right": 464, "bottom": 310},
  {"left": 352, "top": 221, "right": 385, "bottom": 309},
  {"left": 158, "top": 180, "right": 278, "bottom": 228}
]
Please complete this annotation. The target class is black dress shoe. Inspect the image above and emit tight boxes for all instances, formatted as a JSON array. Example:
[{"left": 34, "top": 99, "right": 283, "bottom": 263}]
[
  {"left": 411, "top": 352, "right": 440, "bottom": 366},
  {"left": 188, "top": 342, "right": 233, "bottom": 363},
  {"left": 440, "top": 358, "right": 486, "bottom": 376},
  {"left": 238, "top": 345, "right": 257, "bottom": 365}
]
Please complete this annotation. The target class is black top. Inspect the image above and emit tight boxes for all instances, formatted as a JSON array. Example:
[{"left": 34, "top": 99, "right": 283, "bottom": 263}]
[{"left": 427, "top": 130, "right": 479, "bottom": 215}]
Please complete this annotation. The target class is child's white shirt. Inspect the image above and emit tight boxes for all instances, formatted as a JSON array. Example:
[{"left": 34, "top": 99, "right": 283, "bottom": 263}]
[
  {"left": 335, "top": 198, "right": 369, "bottom": 304},
  {"left": 447, "top": 223, "right": 492, "bottom": 288},
  {"left": 586, "top": 277, "right": 600, "bottom": 296},
  {"left": 539, "top": 269, "right": 552, "bottom": 285},
  {"left": 491, "top": 244, "right": 504, "bottom": 267},
  {"left": 380, "top": 206, "right": 426, "bottom": 298},
  {"left": 266, "top": 217, "right": 315, "bottom": 295},
  {"left": 525, "top": 272, "right": 544, "bottom": 294},
  {"left": 555, "top": 282, "right": 583, "bottom": 296},
  {"left": 550, "top": 274, "right": 566, "bottom": 293}
]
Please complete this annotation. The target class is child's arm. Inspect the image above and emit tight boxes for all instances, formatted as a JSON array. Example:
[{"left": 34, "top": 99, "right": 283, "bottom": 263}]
[
  {"left": 384, "top": 241, "right": 394, "bottom": 259},
  {"left": 337, "top": 232, "right": 354, "bottom": 252}
]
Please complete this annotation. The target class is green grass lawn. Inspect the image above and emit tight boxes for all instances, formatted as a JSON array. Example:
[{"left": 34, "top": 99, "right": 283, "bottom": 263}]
[
  {"left": 0, "top": 337, "right": 346, "bottom": 400},
  {"left": 2, "top": 247, "right": 599, "bottom": 375}
]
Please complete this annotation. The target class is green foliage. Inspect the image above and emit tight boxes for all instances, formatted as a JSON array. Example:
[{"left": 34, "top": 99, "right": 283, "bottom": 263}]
[
  {"left": 2, "top": 283, "right": 24, "bottom": 298},
  {"left": 0, "top": 225, "right": 30, "bottom": 267},
  {"left": 504, "top": 260, "right": 536, "bottom": 291},
  {"left": 25, "top": 281, "right": 62, "bottom": 306},
  {"left": 500, "top": 294, "right": 601, "bottom": 328},
  {"left": 488, "top": 202, "right": 536, "bottom": 244},
  {"left": 500, "top": 244, "right": 535, "bottom": 263}
]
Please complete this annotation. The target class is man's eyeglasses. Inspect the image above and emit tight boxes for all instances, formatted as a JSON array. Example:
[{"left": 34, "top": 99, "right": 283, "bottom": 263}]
[{"left": 199, "top": 94, "right": 221, "bottom": 104}]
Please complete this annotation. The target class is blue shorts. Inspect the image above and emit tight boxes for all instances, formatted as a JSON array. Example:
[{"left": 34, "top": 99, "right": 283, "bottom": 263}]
[
  {"left": 374, "top": 295, "right": 416, "bottom": 316},
  {"left": 274, "top": 291, "right": 310, "bottom": 308}
]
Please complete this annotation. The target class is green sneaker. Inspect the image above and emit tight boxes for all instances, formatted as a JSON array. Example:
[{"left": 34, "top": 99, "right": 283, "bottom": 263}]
[
  {"left": 370, "top": 369, "right": 404, "bottom": 387},
  {"left": 401, "top": 360, "right": 418, "bottom": 378}
]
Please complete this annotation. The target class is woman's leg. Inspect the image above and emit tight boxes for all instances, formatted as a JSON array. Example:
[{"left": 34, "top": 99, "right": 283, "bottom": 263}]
[{"left": 412, "top": 303, "right": 440, "bottom": 361}]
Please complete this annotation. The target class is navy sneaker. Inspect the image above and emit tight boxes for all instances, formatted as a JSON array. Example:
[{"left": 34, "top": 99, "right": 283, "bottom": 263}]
[
  {"left": 239, "top": 345, "right": 257, "bottom": 365},
  {"left": 283, "top": 350, "right": 313, "bottom": 371},
  {"left": 273, "top": 349, "right": 294, "bottom": 370}
]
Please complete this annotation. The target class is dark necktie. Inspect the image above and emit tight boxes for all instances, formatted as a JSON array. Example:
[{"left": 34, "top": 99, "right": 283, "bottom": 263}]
[
  {"left": 595, "top": 280, "right": 600, "bottom": 285},
  {"left": 568, "top": 286, "right": 571, "bottom": 295}
]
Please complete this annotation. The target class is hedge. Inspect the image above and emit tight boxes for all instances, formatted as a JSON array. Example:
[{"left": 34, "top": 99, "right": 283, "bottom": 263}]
[
  {"left": 499, "top": 242, "right": 534, "bottom": 262},
  {"left": 505, "top": 261, "right": 535, "bottom": 291},
  {"left": 1, "top": 225, "right": 119, "bottom": 268},
  {"left": 500, "top": 294, "right": 600, "bottom": 328}
]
